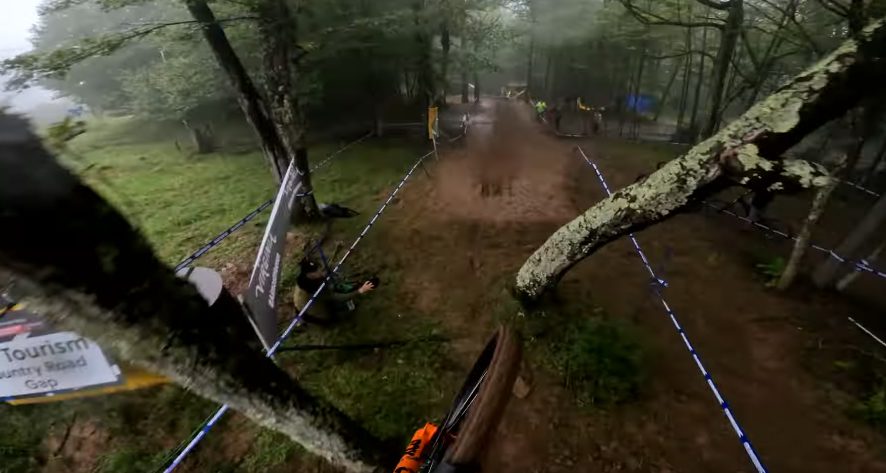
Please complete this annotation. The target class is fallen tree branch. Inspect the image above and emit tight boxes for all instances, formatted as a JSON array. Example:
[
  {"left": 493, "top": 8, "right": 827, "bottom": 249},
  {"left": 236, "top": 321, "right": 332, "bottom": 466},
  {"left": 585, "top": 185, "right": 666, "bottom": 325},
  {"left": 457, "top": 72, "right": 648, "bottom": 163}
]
[{"left": 515, "top": 19, "right": 886, "bottom": 302}]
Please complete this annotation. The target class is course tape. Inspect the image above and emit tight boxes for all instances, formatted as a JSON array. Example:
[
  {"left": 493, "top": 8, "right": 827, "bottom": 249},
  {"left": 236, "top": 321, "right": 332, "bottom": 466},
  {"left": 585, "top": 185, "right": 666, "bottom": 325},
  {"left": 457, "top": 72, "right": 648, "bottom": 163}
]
[
  {"left": 576, "top": 146, "right": 767, "bottom": 473},
  {"left": 710, "top": 204, "right": 886, "bottom": 282},
  {"left": 841, "top": 179, "right": 880, "bottom": 198},
  {"left": 172, "top": 133, "right": 373, "bottom": 273},
  {"left": 848, "top": 316, "right": 886, "bottom": 349},
  {"left": 161, "top": 149, "right": 435, "bottom": 473}
]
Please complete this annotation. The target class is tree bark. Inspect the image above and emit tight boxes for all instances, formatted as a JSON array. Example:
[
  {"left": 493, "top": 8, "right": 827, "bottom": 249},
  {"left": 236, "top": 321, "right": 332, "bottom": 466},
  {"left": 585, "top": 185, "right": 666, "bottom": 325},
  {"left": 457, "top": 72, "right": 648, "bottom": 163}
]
[
  {"left": 254, "top": 0, "right": 320, "bottom": 220},
  {"left": 440, "top": 17, "right": 451, "bottom": 104},
  {"left": 702, "top": 0, "right": 743, "bottom": 139},
  {"left": 515, "top": 20, "right": 886, "bottom": 301},
  {"left": 837, "top": 241, "right": 885, "bottom": 291},
  {"left": 776, "top": 157, "right": 846, "bottom": 290},
  {"left": 813, "top": 191, "right": 886, "bottom": 288},
  {"left": 688, "top": 23, "right": 710, "bottom": 141},
  {"left": 413, "top": 0, "right": 435, "bottom": 108},
  {"left": 861, "top": 137, "right": 886, "bottom": 185},
  {"left": 0, "top": 114, "right": 393, "bottom": 472},
  {"left": 654, "top": 58, "right": 681, "bottom": 122},
  {"left": 473, "top": 70, "right": 480, "bottom": 103},
  {"left": 183, "top": 0, "right": 289, "bottom": 183},
  {"left": 183, "top": 120, "right": 215, "bottom": 154},
  {"left": 676, "top": 26, "right": 694, "bottom": 130}
]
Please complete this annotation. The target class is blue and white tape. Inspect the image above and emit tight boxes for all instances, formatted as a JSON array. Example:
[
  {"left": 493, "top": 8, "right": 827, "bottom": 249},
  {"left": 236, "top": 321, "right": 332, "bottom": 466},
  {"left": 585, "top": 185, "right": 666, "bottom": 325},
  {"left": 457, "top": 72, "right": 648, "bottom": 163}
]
[
  {"left": 161, "top": 149, "right": 435, "bottom": 473},
  {"left": 711, "top": 205, "right": 886, "bottom": 282},
  {"left": 576, "top": 146, "right": 767, "bottom": 473},
  {"left": 171, "top": 133, "right": 373, "bottom": 274}
]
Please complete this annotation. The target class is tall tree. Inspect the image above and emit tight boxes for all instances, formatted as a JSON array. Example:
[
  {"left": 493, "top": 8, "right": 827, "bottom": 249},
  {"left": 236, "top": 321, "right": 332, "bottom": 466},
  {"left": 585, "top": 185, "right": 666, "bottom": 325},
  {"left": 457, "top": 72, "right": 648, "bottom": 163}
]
[
  {"left": 182, "top": 0, "right": 290, "bottom": 183},
  {"left": 252, "top": 0, "right": 319, "bottom": 217}
]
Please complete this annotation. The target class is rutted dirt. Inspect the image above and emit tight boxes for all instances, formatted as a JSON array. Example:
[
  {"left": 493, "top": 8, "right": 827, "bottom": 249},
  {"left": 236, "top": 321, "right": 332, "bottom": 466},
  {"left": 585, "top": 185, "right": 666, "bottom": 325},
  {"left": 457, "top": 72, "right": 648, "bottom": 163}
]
[{"left": 374, "top": 98, "right": 886, "bottom": 472}]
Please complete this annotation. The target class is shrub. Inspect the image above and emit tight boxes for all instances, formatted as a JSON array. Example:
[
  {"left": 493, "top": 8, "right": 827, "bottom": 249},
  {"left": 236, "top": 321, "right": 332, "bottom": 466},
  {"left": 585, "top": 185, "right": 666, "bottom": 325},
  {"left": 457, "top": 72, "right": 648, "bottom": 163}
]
[{"left": 549, "top": 317, "right": 646, "bottom": 406}]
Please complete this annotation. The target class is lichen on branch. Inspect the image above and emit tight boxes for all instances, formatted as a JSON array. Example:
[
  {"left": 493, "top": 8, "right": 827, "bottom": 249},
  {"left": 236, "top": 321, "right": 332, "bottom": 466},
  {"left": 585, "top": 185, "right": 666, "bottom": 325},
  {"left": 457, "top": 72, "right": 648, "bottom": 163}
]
[{"left": 515, "top": 19, "right": 886, "bottom": 302}]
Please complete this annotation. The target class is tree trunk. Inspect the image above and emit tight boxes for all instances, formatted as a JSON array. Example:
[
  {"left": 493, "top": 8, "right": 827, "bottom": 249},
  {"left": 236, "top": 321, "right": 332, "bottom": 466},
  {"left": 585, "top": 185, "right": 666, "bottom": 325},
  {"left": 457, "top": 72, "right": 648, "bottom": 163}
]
[
  {"left": 254, "top": 0, "right": 320, "bottom": 220},
  {"left": 654, "top": 58, "right": 681, "bottom": 122},
  {"left": 544, "top": 51, "right": 555, "bottom": 99},
  {"left": 688, "top": 23, "right": 710, "bottom": 141},
  {"left": 0, "top": 113, "right": 393, "bottom": 472},
  {"left": 440, "top": 18, "right": 450, "bottom": 104},
  {"left": 183, "top": 120, "right": 215, "bottom": 154},
  {"left": 702, "top": 0, "right": 743, "bottom": 139},
  {"left": 630, "top": 51, "right": 647, "bottom": 139},
  {"left": 676, "top": 27, "right": 694, "bottom": 130},
  {"left": 813, "top": 191, "right": 886, "bottom": 288},
  {"left": 776, "top": 157, "right": 846, "bottom": 290},
  {"left": 184, "top": 0, "right": 288, "bottom": 183},
  {"left": 413, "top": 0, "right": 434, "bottom": 108},
  {"left": 861, "top": 137, "right": 886, "bottom": 185},
  {"left": 837, "top": 241, "right": 885, "bottom": 291},
  {"left": 514, "top": 21, "right": 886, "bottom": 301},
  {"left": 473, "top": 70, "right": 480, "bottom": 103},
  {"left": 527, "top": 33, "right": 535, "bottom": 94}
]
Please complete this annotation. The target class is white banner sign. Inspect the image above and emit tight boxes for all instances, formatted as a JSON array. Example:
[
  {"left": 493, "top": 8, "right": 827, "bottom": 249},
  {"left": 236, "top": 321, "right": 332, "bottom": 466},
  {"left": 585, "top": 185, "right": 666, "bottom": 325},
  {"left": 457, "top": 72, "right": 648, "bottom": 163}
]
[{"left": 0, "top": 331, "right": 120, "bottom": 398}]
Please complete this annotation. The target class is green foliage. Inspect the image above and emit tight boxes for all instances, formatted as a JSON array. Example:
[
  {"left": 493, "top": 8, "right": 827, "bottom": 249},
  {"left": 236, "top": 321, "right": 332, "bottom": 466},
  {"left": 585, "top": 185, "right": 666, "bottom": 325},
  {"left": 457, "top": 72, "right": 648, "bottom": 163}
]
[
  {"left": 240, "top": 429, "right": 300, "bottom": 472},
  {"left": 852, "top": 381, "right": 886, "bottom": 431},
  {"left": 45, "top": 116, "right": 88, "bottom": 152},
  {"left": 548, "top": 317, "right": 646, "bottom": 407},
  {"left": 755, "top": 256, "right": 787, "bottom": 287},
  {"left": 94, "top": 448, "right": 163, "bottom": 473},
  {"left": 119, "top": 48, "right": 233, "bottom": 121}
]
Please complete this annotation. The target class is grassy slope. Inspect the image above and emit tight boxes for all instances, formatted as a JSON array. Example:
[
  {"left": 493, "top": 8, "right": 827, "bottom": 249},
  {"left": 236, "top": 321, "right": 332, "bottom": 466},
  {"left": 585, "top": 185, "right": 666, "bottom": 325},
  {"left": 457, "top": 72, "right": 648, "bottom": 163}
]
[{"left": 1, "top": 117, "right": 458, "bottom": 473}]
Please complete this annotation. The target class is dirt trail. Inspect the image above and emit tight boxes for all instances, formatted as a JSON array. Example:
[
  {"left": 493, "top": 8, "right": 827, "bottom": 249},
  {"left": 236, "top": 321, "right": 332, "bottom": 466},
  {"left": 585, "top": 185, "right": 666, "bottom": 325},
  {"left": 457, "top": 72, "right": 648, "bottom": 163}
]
[{"left": 377, "top": 98, "right": 886, "bottom": 472}]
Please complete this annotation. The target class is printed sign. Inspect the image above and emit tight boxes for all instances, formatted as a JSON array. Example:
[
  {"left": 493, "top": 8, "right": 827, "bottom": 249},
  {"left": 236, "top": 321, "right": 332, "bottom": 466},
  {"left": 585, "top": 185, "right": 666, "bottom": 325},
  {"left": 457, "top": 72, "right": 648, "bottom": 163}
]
[
  {"left": 0, "top": 331, "right": 120, "bottom": 398},
  {"left": 243, "top": 160, "right": 302, "bottom": 349}
]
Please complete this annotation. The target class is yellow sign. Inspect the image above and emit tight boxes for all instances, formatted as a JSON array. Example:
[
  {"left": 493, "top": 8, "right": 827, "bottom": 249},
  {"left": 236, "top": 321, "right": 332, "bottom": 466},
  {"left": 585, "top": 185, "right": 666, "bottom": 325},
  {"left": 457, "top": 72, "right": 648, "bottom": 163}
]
[
  {"left": 428, "top": 107, "right": 439, "bottom": 140},
  {"left": 7, "top": 364, "right": 168, "bottom": 405}
]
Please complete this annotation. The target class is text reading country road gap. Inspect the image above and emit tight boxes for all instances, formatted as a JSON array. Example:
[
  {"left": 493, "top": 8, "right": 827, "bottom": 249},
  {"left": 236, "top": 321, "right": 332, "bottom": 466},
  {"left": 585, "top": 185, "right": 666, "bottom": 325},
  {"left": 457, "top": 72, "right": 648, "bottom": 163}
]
[{"left": 0, "top": 331, "right": 120, "bottom": 397}]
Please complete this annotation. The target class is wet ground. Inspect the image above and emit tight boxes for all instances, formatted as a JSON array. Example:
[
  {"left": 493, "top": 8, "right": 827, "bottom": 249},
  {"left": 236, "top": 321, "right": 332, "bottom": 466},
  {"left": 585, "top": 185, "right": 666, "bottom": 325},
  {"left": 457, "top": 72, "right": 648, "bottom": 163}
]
[{"left": 374, "top": 98, "right": 886, "bottom": 472}]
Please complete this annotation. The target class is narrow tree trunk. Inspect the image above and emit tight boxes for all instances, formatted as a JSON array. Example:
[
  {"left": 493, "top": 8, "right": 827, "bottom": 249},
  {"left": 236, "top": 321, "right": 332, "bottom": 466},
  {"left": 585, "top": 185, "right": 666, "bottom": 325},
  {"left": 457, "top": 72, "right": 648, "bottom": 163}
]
[
  {"left": 440, "top": 18, "right": 450, "bottom": 104},
  {"left": 837, "top": 241, "right": 885, "bottom": 291},
  {"left": 183, "top": 120, "right": 215, "bottom": 154},
  {"left": 776, "top": 157, "right": 846, "bottom": 290},
  {"left": 688, "top": 23, "right": 710, "bottom": 141},
  {"left": 413, "top": 0, "right": 434, "bottom": 109},
  {"left": 544, "top": 51, "right": 555, "bottom": 98},
  {"left": 514, "top": 22, "right": 886, "bottom": 301},
  {"left": 255, "top": 0, "right": 320, "bottom": 219},
  {"left": 184, "top": 0, "right": 288, "bottom": 182},
  {"left": 676, "top": 28, "right": 694, "bottom": 130},
  {"left": 813, "top": 192, "right": 886, "bottom": 288},
  {"left": 654, "top": 58, "right": 681, "bottom": 122},
  {"left": 702, "top": 0, "right": 743, "bottom": 139},
  {"left": 527, "top": 39, "right": 535, "bottom": 94},
  {"left": 0, "top": 114, "right": 392, "bottom": 472},
  {"left": 861, "top": 138, "right": 886, "bottom": 185},
  {"left": 631, "top": 50, "right": 647, "bottom": 139},
  {"left": 473, "top": 70, "right": 480, "bottom": 103}
]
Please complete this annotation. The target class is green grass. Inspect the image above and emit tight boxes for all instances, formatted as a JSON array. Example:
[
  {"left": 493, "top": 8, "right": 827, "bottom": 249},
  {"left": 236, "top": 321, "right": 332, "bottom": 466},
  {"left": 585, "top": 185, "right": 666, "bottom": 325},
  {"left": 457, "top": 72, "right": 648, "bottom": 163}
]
[
  {"left": 516, "top": 301, "right": 647, "bottom": 408},
  {"left": 3, "top": 116, "right": 451, "bottom": 471}
]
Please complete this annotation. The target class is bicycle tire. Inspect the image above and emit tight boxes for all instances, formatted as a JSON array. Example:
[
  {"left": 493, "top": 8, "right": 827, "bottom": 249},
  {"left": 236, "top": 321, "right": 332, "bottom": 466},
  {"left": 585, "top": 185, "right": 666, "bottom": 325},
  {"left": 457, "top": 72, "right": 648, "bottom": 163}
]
[{"left": 443, "top": 325, "right": 522, "bottom": 468}]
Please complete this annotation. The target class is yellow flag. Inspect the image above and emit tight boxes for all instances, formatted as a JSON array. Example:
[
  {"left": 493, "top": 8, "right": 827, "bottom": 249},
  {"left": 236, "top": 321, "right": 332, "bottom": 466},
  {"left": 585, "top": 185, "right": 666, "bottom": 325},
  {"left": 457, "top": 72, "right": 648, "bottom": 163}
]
[{"left": 428, "top": 107, "right": 439, "bottom": 140}]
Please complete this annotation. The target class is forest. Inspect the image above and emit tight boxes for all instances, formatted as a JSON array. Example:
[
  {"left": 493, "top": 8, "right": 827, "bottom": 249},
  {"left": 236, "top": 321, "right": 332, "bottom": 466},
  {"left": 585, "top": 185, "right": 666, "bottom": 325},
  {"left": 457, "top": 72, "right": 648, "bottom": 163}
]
[{"left": 3, "top": 0, "right": 886, "bottom": 472}]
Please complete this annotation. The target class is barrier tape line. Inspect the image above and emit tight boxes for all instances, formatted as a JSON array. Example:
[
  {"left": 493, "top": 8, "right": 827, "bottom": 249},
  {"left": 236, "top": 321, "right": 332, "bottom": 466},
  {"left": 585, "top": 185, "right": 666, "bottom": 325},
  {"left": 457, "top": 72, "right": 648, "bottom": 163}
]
[
  {"left": 841, "top": 179, "right": 880, "bottom": 198},
  {"left": 848, "top": 316, "right": 886, "bottom": 349},
  {"left": 576, "top": 146, "right": 767, "bottom": 473},
  {"left": 161, "top": 149, "right": 435, "bottom": 473},
  {"left": 172, "top": 133, "right": 373, "bottom": 273},
  {"left": 710, "top": 204, "right": 886, "bottom": 281}
]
